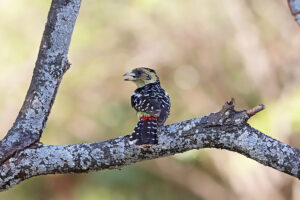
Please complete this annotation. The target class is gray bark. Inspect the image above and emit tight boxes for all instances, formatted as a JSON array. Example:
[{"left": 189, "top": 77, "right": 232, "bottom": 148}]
[
  {"left": 288, "top": 0, "right": 300, "bottom": 25},
  {"left": 1, "top": 0, "right": 300, "bottom": 192},
  {"left": 0, "top": 100, "right": 299, "bottom": 191},
  {"left": 0, "top": 0, "right": 81, "bottom": 165}
]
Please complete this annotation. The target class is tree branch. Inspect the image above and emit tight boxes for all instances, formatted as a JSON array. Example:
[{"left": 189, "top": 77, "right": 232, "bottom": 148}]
[
  {"left": 0, "top": 0, "right": 81, "bottom": 165},
  {"left": 1, "top": 100, "right": 299, "bottom": 191},
  {"left": 288, "top": 0, "right": 300, "bottom": 25},
  {"left": 1, "top": 0, "right": 300, "bottom": 192}
]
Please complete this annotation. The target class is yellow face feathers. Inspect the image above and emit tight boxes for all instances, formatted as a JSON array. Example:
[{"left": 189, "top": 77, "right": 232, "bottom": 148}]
[{"left": 123, "top": 67, "right": 159, "bottom": 88}]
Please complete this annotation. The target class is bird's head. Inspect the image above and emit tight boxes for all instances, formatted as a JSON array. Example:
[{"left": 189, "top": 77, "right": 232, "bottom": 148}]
[{"left": 123, "top": 67, "right": 159, "bottom": 88}]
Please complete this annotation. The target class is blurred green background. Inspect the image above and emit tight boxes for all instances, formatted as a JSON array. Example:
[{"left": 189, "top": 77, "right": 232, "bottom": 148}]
[{"left": 1, "top": 0, "right": 300, "bottom": 199}]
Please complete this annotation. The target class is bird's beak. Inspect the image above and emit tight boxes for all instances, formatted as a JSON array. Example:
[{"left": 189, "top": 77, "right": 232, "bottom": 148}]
[{"left": 123, "top": 71, "right": 136, "bottom": 81}]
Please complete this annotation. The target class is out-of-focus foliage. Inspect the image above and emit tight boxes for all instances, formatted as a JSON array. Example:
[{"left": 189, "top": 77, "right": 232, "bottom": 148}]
[{"left": 0, "top": 0, "right": 300, "bottom": 199}]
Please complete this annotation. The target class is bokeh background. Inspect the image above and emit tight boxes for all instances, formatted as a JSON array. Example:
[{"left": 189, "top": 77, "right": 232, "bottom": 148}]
[{"left": 1, "top": 0, "right": 300, "bottom": 199}]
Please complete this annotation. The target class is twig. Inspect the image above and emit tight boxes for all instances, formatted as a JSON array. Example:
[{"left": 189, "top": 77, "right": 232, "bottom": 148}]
[{"left": 247, "top": 104, "right": 265, "bottom": 117}]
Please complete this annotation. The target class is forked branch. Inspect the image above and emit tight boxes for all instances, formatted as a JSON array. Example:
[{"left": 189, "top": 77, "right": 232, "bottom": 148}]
[
  {"left": 0, "top": 100, "right": 299, "bottom": 191},
  {"left": 0, "top": 0, "right": 82, "bottom": 165},
  {"left": 1, "top": 0, "right": 300, "bottom": 192}
]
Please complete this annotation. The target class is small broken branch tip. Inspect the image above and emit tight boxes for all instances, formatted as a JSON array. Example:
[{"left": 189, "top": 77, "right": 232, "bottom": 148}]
[
  {"left": 228, "top": 98, "right": 235, "bottom": 105},
  {"left": 247, "top": 104, "right": 265, "bottom": 117}
]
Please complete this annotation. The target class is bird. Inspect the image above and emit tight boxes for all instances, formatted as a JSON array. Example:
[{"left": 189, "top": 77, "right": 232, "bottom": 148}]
[{"left": 123, "top": 67, "right": 170, "bottom": 147}]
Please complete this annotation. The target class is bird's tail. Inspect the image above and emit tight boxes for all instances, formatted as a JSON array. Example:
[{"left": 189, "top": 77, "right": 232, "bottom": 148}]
[{"left": 129, "top": 116, "right": 158, "bottom": 146}]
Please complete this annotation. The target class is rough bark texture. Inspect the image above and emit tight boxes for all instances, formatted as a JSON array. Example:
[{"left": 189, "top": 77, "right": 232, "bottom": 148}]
[
  {"left": 0, "top": 0, "right": 81, "bottom": 165},
  {"left": 1, "top": 0, "right": 300, "bottom": 192},
  {"left": 0, "top": 100, "right": 300, "bottom": 191},
  {"left": 288, "top": 0, "right": 300, "bottom": 25}
]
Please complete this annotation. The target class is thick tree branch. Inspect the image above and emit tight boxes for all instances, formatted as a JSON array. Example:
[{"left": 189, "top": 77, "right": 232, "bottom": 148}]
[
  {"left": 1, "top": 0, "right": 300, "bottom": 193},
  {"left": 1, "top": 100, "right": 299, "bottom": 191},
  {"left": 0, "top": 0, "right": 81, "bottom": 165},
  {"left": 288, "top": 0, "right": 300, "bottom": 25}
]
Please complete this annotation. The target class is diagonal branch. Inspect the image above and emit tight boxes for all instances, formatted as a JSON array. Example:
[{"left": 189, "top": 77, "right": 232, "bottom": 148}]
[
  {"left": 1, "top": 100, "right": 299, "bottom": 191},
  {"left": 1, "top": 0, "right": 300, "bottom": 193},
  {"left": 288, "top": 0, "right": 300, "bottom": 25},
  {"left": 0, "top": 0, "right": 82, "bottom": 165}
]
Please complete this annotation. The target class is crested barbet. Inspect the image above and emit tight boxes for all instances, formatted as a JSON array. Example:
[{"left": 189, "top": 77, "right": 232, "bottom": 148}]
[{"left": 123, "top": 67, "right": 171, "bottom": 146}]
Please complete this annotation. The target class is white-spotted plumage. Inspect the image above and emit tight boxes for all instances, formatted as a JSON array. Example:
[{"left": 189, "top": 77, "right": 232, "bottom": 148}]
[
  {"left": 131, "top": 81, "right": 170, "bottom": 125},
  {"left": 126, "top": 68, "right": 171, "bottom": 146},
  {"left": 129, "top": 80, "right": 170, "bottom": 145}
]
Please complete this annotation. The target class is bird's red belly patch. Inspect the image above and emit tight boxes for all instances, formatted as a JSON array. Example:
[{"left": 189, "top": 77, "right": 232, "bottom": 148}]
[{"left": 141, "top": 116, "right": 157, "bottom": 121}]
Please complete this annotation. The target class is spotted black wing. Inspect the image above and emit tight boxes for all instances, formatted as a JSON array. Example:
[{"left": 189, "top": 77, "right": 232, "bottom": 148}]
[
  {"left": 157, "top": 93, "right": 170, "bottom": 126},
  {"left": 131, "top": 93, "right": 161, "bottom": 117}
]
